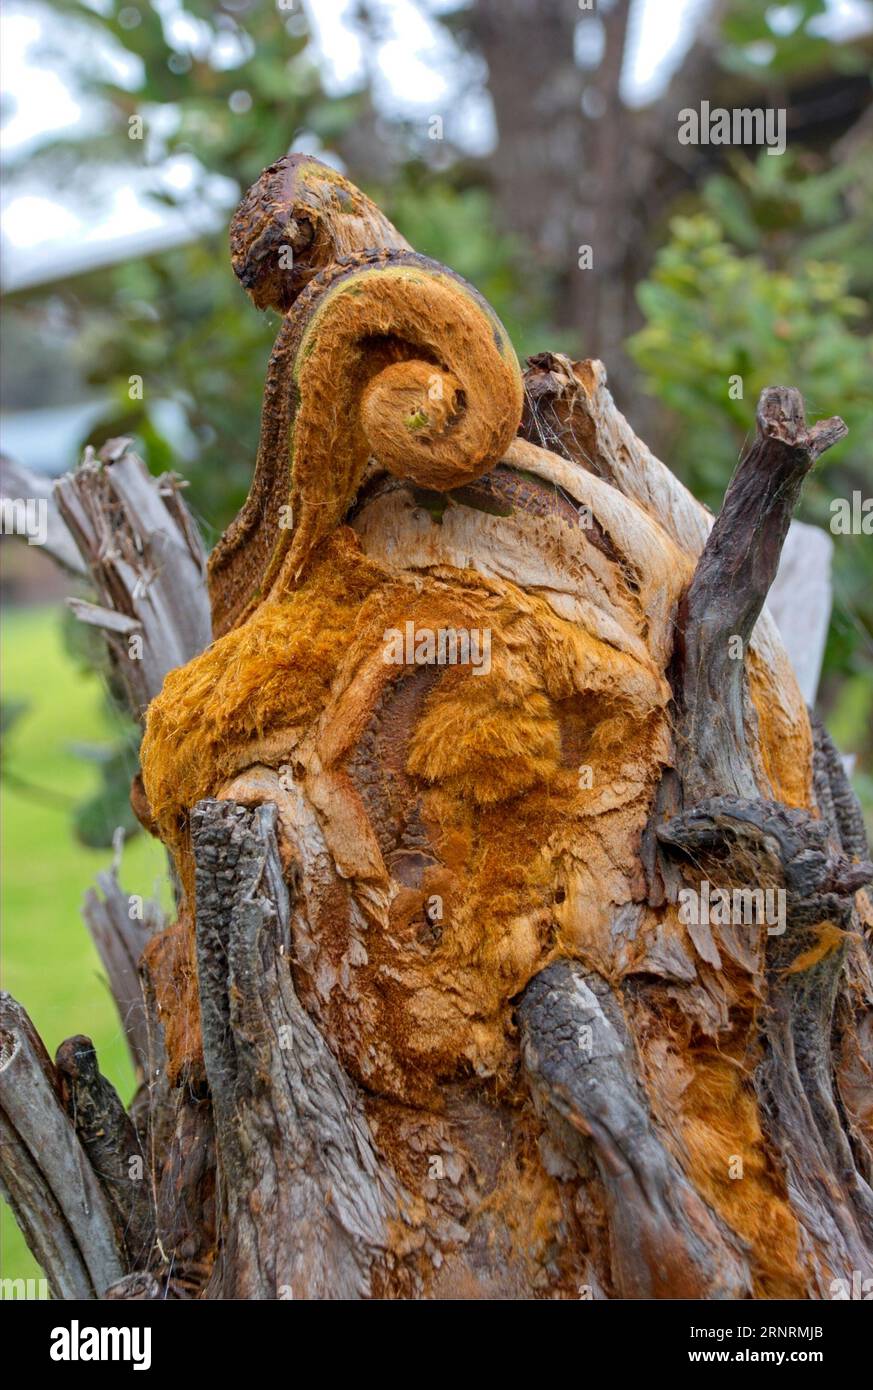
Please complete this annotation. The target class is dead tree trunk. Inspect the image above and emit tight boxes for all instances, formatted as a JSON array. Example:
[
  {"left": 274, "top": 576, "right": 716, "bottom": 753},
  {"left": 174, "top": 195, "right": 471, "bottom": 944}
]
[{"left": 2, "top": 159, "right": 871, "bottom": 1301}]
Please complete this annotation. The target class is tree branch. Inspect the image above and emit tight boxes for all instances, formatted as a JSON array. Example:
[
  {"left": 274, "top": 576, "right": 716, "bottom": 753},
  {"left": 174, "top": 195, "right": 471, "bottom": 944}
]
[
  {"left": 191, "top": 799, "right": 400, "bottom": 1299},
  {"left": 517, "top": 958, "right": 751, "bottom": 1298},
  {"left": 674, "top": 387, "right": 847, "bottom": 803},
  {"left": 0, "top": 995, "right": 127, "bottom": 1298}
]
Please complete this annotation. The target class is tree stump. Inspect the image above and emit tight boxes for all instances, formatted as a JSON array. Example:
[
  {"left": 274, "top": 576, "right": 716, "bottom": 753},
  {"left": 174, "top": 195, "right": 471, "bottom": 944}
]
[{"left": 2, "top": 156, "right": 870, "bottom": 1301}]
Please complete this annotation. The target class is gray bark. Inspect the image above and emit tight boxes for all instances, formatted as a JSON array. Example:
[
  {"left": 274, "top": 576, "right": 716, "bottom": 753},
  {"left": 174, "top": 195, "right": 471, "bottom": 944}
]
[
  {"left": 0, "top": 995, "right": 127, "bottom": 1298},
  {"left": 53, "top": 437, "right": 211, "bottom": 720},
  {"left": 192, "top": 799, "right": 399, "bottom": 1300}
]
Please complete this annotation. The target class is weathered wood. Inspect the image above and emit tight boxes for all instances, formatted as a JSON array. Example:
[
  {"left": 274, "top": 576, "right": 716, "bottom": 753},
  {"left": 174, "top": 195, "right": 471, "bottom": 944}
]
[
  {"left": 0, "top": 995, "right": 127, "bottom": 1298},
  {"left": 812, "top": 712, "right": 870, "bottom": 865},
  {"left": 103, "top": 1271, "right": 170, "bottom": 1300},
  {"left": 518, "top": 957, "right": 751, "bottom": 1299},
  {"left": 0, "top": 1109, "right": 94, "bottom": 1300},
  {"left": 0, "top": 454, "right": 87, "bottom": 577},
  {"left": 672, "top": 386, "right": 847, "bottom": 804},
  {"left": 55, "top": 1035, "right": 155, "bottom": 1268},
  {"left": 80, "top": 833, "right": 165, "bottom": 1076},
  {"left": 3, "top": 155, "right": 870, "bottom": 1303},
  {"left": 54, "top": 438, "right": 211, "bottom": 720},
  {"left": 520, "top": 355, "right": 832, "bottom": 704},
  {"left": 1, "top": 446, "right": 191, "bottom": 1296},
  {"left": 149, "top": 1093, "right": 215, "bottom": 1298},
  {"left": 518, "top": 359, "right": 873, "bottom": 1292},
  {"left": 191, "top": 798, "right": 399, "bottom": 1300},
  {"left": 644, "top": 386, "right": 873, "bottom": 1291},
  {"left": 521, "top": 353, "right": 713, "bottom": 551}
]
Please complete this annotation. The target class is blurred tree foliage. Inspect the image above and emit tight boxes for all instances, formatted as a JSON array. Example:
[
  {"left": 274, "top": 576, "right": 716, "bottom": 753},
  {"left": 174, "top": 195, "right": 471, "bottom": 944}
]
[
  {"left": 626, "top": 0, "right": 873, "bottom": 785},
  {"left": 629, "top": 147, "right": 873, "bottom": 767},
  {"left": 11, "top": 1, "right": 867, "bottom": 535},
  {"left": 719, "top": 0, "right": 869, "bottom": 78}
]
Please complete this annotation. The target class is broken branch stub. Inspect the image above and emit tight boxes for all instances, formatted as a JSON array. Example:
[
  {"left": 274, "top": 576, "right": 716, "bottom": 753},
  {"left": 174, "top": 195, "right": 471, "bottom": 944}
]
[
  {"left": 0, "top": 995, "right": 127, "bottom": 1298},
  {"left": 674, "top": 387, "right": 847, "bottom": 804},
  {"left": 54, "top": 440, "right": 211, "bottom": 721},
  {"left": 80, "top": 844, "right": 165, "bottom": 1077},
  {"left": 517, "top": 958, "right": 751, "bottom": 1299},
  {"left": 55, "top": 1035, "right": 156, "bottom": 1268},
  {"left": 191, "top": 798, "right": 398, "bottom": 1300}
]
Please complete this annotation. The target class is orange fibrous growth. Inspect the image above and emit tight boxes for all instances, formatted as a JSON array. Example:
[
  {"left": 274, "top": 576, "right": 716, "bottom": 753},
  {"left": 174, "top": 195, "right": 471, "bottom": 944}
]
[
  {"left": 208, "top": 255, "right": 524, "bottom": 637},
  {"left": 143, "top": 512, "right": 675, "bottom": 1102},
  {"left": 142, "top": 530, "right": 384, "bottom": 854}
]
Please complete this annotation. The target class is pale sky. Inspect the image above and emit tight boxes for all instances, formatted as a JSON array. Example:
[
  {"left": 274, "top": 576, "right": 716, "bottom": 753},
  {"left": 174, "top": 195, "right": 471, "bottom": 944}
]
[{"left": 1, "top": 0, "right": 870, "bottom": 288}]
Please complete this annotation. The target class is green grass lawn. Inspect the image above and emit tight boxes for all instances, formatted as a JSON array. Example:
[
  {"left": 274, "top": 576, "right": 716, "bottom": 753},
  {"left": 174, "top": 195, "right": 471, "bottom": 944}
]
[{"left": 1, "top": 604, "right": 169, "bottom": 1289}]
